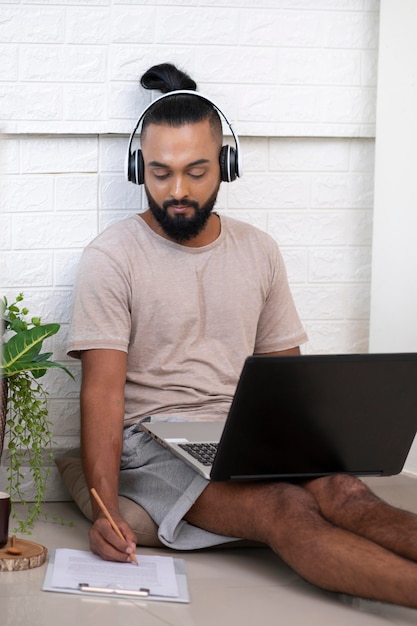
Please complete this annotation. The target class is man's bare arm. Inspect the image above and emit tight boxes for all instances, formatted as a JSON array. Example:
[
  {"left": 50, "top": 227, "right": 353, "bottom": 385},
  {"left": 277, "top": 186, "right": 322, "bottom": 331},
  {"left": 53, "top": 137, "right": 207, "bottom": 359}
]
[
  {"left": 257, "top": 346, "right": 301, "bottom": 357},
  {"left": 80, "top": 349, "right": 137, "bottom": 562}
]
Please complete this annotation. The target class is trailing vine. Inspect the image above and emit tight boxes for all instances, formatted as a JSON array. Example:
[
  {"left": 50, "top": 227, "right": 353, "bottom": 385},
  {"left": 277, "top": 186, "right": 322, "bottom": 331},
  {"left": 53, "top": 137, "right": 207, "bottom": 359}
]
[{"left": 1, "top": 293, "right": 74, "bottom": 532}]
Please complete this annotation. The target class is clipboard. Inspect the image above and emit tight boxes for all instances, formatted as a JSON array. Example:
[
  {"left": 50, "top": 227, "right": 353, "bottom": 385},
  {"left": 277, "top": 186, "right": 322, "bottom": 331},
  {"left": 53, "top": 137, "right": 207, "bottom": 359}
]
[{"left": 42, "top": 549, "right": 190, "bottom": 603}]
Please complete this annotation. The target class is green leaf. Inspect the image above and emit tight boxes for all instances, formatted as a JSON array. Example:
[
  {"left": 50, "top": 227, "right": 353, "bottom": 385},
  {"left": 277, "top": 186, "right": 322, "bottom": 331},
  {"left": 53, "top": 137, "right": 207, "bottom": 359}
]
[
  {"left": 1, "top": 324, "right": 60, "bottom": 375},
  {"left": 33, "top": 352, "right": 53, "bottom": 362},
  {"left": 6, "top": 360, "right": 73, "bottom": 378},
  {"left": 10, "top": 319, "right": 28, "bottom": 333}
]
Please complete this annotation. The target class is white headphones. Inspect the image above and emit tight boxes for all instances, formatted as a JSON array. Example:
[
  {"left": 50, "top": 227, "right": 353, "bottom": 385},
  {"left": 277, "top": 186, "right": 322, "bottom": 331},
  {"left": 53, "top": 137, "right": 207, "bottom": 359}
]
[{"left": 126, "top": 89, "right": 242, "bottom": 185}]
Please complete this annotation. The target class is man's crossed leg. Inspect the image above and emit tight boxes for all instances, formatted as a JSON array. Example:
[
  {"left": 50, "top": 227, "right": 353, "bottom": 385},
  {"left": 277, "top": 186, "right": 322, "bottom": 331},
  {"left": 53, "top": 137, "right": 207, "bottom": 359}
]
[{"left": 185, "top": 474, "right": 417, "bottom": 608}]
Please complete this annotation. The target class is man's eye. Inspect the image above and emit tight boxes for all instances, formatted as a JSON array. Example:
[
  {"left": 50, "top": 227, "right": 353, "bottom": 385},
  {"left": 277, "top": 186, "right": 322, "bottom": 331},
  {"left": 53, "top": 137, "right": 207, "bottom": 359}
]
[
  {"left": 188, "top": 169, "right": 205, "bottom": 179},
  {"left": 153, "top": 171, "right": 170, "bottom": 180}
]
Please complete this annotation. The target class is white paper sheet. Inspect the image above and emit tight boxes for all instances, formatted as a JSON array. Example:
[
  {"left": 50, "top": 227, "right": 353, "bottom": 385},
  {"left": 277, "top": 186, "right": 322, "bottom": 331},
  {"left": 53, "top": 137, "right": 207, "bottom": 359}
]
[{"left": 50, "top": 549, "right": 179, "bottom": 597}]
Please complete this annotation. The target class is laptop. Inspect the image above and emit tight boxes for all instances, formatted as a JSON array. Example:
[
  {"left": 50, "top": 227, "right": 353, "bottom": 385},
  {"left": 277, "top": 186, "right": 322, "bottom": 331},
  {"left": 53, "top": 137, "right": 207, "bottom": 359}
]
[{"left": 141, "top": 353, "right": 417, "bottom": 481}]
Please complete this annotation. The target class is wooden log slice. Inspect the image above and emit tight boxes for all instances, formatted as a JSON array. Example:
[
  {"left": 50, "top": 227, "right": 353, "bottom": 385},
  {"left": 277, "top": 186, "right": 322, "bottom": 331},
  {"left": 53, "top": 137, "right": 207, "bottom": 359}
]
[{"left": 0, "top": 536, "right": 47, "bottom": 571}]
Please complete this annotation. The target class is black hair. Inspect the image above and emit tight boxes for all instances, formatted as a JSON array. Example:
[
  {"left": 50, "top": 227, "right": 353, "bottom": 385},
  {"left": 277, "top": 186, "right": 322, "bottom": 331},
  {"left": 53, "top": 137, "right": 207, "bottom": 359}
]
[
  {"left": 140, "top": 62, "right": 197, "bottom": 93},
  {"left": 139, "top": 63, "right": 222, "bottom": 143}
]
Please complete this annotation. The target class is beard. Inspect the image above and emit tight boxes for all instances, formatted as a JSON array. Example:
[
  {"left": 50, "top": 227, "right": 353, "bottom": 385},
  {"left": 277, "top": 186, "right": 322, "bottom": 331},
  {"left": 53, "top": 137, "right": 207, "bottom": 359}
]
[{"left": 144, "top": 186, "right": 220, "bottom": 243}]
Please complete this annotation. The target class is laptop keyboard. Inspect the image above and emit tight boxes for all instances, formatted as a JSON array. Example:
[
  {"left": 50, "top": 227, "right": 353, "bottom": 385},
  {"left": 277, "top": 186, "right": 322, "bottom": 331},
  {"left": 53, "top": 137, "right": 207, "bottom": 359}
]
[{"left": 179, "top": 442, "right": 218, "bottom": 466}]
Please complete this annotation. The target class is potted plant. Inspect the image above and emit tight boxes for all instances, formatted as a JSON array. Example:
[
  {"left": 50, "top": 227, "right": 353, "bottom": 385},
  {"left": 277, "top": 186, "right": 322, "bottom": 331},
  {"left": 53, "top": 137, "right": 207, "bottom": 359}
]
[{"left": 1, "top": 293, "right": 73, "bottom": 532}]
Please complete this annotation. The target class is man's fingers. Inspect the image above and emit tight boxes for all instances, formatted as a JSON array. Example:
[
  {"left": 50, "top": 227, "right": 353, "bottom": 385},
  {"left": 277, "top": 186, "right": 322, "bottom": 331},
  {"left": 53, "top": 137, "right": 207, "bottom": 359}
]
[{"left": 89, "top": 518, "right": 136, "bottom": 563}]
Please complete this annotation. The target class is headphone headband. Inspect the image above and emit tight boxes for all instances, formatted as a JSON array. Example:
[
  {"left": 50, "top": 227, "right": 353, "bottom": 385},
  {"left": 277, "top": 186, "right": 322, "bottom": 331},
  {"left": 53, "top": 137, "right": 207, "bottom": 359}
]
[{"left": 126, "top": 89, "right": 242, "bottom": 185}]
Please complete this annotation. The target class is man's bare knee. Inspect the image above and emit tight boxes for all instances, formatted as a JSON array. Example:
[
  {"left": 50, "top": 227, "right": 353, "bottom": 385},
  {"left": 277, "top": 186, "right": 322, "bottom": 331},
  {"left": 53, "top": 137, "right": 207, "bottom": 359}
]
[
  {"left": 277, "top": 482, "right": 321, "bottom": 518},
  {"left": 251, "top": 482, "right": 325, "bottom": 548},
  {"left": 186, "top": 481, "right": 322, "bottom": 544},
  {"left": 304, "top": 473, "right": 375, "bottom": 519}
]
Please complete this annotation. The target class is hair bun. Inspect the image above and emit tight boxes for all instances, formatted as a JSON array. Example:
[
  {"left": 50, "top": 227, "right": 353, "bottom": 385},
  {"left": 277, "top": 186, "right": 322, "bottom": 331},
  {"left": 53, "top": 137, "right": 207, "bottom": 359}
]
[{"left": 140, "top": 63, "right": 197, "bottom": 94}]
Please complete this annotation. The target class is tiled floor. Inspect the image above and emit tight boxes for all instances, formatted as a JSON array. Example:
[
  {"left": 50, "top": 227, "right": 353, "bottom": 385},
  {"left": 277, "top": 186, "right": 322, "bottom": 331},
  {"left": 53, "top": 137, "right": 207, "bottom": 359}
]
[{"left": 2, "top": 474, "right": 417, "bottom": 625}]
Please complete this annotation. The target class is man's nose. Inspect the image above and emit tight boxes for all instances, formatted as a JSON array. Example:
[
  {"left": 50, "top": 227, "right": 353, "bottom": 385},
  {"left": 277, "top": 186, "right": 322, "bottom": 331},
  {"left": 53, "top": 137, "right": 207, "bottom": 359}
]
[{"left": 170, "top": 174, "right": 189, "bottom": 199}]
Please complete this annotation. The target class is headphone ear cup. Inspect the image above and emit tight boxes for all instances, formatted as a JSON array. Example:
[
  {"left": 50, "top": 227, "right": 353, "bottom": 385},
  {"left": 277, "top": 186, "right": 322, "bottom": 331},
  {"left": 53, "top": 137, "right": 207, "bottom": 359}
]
[
  {"left": 128, "top": 150, "right": 145, "bottom": 185},
  {"left": 219, "top": 145, "right": 238, "bottom": 183}
]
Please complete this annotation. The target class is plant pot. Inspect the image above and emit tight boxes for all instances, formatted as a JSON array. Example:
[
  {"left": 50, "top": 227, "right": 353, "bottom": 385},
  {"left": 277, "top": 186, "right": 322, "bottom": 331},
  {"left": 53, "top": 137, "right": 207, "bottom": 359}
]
[{"left": 0, "top": 378, "right": 7, "bottom": 462}]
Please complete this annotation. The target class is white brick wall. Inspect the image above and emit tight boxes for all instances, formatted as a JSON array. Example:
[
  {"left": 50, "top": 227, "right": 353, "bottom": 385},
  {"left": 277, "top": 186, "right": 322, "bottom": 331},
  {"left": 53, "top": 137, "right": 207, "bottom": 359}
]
[
  {"left": 0, "top": 1, "right": 378, "bottom": 135},
  {"left": 0, "top": 0, "right": 378, "bottom": 499}
]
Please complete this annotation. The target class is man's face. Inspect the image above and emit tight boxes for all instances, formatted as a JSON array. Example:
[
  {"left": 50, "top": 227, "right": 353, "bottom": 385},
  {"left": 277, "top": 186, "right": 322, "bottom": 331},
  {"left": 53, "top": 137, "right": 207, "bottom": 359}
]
[{"left": 141, "top": 119, "right": 222, "bottom": 243}]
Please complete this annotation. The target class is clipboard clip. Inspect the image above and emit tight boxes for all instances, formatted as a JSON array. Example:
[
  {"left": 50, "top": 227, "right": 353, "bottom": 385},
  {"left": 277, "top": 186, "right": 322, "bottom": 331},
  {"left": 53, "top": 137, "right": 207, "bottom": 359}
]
[{"left": 79, "top": 583, "right": 151, "bottom": 597}]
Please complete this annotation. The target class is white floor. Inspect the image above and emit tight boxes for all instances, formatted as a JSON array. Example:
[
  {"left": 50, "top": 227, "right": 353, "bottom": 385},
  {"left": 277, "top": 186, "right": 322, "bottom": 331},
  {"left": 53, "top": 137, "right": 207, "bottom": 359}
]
[{"left": 2, "top": 474, "right": 417, "bottom": 625}]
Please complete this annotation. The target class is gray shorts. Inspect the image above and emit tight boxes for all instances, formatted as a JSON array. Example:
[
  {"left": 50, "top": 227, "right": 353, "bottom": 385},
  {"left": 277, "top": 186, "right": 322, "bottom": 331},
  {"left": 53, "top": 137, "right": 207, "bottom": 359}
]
[{"left": 118, "top": 421, "right": 239, "bottom": 550}]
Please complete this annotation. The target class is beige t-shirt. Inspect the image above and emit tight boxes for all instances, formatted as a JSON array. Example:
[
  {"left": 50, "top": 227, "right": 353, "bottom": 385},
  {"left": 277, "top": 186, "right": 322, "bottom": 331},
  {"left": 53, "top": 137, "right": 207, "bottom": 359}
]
[{"left": 67, "top": 214, "right": 307, "bottom": 425}]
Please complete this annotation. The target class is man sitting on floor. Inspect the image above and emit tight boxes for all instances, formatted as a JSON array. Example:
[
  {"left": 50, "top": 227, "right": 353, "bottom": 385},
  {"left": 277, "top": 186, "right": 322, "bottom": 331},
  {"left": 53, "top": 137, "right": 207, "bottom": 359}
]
[{"left": 68, "top": 63, "right": 417, "bottom": 609}]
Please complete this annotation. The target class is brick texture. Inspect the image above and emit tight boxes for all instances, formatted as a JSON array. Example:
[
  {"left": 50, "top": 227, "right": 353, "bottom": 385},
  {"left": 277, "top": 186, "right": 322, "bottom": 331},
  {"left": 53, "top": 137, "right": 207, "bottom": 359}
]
[{"left": 0, "top": 1, "right": 379, "bottom": 135}]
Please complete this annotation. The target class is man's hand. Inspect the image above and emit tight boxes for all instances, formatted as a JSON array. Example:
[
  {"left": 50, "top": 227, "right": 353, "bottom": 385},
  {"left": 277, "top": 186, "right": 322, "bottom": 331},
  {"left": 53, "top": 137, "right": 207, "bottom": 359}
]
[{"left": 89, "top": 512, "right": 138, "bottom": 563}]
